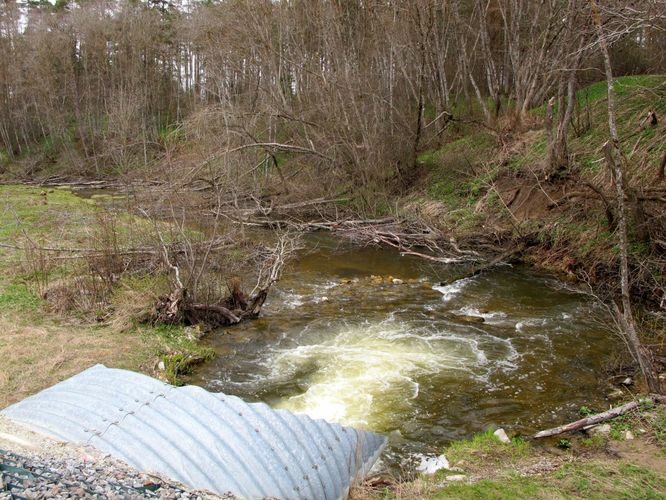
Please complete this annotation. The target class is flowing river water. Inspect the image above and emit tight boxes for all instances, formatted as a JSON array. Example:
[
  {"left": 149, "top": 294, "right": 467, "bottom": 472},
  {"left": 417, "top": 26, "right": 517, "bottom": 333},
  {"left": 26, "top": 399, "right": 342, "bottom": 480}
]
[{"left": 190, "top": 232, "right": 615, "bottom": 468}]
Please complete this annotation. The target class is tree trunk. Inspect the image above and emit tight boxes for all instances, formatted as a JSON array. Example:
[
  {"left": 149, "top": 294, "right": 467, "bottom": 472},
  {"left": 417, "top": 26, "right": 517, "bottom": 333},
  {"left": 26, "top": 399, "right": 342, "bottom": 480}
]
[{"left": 591, "top": 0, "right": 661, "bottom": 394}]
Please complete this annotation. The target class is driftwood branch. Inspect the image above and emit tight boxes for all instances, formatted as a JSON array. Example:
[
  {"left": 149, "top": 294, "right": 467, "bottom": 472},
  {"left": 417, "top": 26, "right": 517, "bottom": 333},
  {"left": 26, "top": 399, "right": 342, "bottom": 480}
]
[
  {"left": 534, "top": 395, "right": 666, "bottom": 438},
  {"left": 439, "top": 244, "right": 526, "bottom": 286},
  {"left": 211, "top": 197, "right": 349, "bottom": 219}
]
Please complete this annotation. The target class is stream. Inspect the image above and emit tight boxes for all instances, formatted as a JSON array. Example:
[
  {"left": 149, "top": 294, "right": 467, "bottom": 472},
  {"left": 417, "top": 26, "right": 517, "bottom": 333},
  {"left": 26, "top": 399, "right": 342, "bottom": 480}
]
[{"left": 190, "top": 232, "right": 615, "bottom": 468}]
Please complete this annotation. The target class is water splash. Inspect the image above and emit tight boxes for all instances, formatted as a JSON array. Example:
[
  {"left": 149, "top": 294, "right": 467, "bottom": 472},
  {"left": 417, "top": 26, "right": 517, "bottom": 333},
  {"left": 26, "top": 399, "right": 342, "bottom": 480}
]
[
  {"left": 268, "top": 319, "right": 515, "bottom": 429},
  {"left": 432, "top": 278, "right": 473, "bottom": 302}
]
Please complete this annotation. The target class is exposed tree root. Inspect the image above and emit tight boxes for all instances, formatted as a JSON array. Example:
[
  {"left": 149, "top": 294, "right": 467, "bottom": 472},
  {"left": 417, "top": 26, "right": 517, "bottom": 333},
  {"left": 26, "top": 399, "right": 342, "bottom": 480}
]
[{"left": 153, "top": 233, "right": 297, "bottom": 329}]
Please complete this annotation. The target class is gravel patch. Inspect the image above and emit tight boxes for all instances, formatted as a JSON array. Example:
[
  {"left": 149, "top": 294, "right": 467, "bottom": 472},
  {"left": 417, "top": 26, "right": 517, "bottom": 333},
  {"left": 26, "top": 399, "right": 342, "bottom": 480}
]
[{"left": 0, "top": 418, "right": 231, "bottom": 499}]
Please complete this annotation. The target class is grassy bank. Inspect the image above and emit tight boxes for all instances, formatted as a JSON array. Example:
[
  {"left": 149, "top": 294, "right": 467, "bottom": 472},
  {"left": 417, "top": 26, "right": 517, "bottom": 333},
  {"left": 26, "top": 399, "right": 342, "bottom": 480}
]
[
  {"left": 0, "top": 185, "right": 213, "bottom": 408},
  {"left": 414, "top": 75, "right": 665, "bottom": 296},
  {"left": 408, "top": 75, "right": 666, "bottom": 380},
  {"left": 353, "top": 402, "right": 666, "bottom": 499}
]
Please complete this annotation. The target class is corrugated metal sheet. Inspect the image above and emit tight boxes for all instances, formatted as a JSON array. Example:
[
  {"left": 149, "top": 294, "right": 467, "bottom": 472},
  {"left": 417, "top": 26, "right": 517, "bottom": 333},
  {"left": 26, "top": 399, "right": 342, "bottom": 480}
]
[{"left": 1, "top": 365, "right": 386, "bottom": 499}]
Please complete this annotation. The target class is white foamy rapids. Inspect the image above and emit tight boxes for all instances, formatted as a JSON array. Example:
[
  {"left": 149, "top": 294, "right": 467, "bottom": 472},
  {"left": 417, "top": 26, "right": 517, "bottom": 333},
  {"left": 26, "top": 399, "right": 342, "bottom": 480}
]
[
  {"left": 268, "top": 319, "right": 515, "bottom": 428},
  {"left": 454, "top": 306, "right": 508, "bottom": 322},
  {"left": 281, "top": 292, "right": 305, "bottom": 309},
  {"left": 515, "top": 318, "right": 548, "bottom": 331},
  {"left": 432, "top": 278, "right": 473, "bottom": 302}
]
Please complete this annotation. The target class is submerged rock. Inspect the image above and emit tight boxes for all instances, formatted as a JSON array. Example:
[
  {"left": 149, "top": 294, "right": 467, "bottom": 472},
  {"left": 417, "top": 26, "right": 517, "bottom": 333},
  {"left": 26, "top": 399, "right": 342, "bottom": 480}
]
[{"left": 458, "top": 315, "right": 486, "bottom": 324}]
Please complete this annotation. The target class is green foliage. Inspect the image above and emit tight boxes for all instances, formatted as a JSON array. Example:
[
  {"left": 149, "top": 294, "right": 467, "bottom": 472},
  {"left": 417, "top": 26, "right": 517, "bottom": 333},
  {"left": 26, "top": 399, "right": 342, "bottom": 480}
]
[
  {"left": 0, "top": 149, "right": 9, "bottom": 167},
  {"left": 557, "top": 439, "right": 572, "bottom": 450},
  {"left": 160, "top": 348, "right": 215, "bottom": 386},
  {"left": 580, "top": 434, "right": 606, "bottom": 450},
  {"left": 158, "top": 124, "right": 183, "bottom": 145},
  {"left": 161, "top": 353, "right": 193, "bottom": 385},
  {"left": 579, "top": 405, "right": 596, "bottom": 417}
]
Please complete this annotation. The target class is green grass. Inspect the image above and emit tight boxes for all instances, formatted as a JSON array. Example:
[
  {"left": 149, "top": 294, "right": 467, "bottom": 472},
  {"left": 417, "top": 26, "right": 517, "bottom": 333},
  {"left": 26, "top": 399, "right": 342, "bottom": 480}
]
[
  {"left": 0, "top": 185, "right": 98, "bottom": 241},
  {"left": 419, "top": 132, "right": 496, "bottom": 169},
  {"left": 0, "top": 283, "right": 44, "bottom": 311},
  {"left": 446, "top": 429, "right": 531, "bottom": 467},
  {"left": 404, "top": 426, "right": 666, "bottom": 499},
  {"left": 435, "top": 474, "right": 556, "bottom": 499},
  {"left": 422, "top": 132, "right": 500, "bottom": 212},
  {"left": 654, "top": 407, "right": 666, "bottom": 447},
  {"left": 576, "top": 75, "right": 666, "bottom": 106},
  {"left": 0, "top": 184, "right": 218, "bottom": 390},
  {"left": 149, "top": 324, "right": 215, "bottom": 385},
  {"left": 430, "top": 436, "right": 666, "bottom": 500}
]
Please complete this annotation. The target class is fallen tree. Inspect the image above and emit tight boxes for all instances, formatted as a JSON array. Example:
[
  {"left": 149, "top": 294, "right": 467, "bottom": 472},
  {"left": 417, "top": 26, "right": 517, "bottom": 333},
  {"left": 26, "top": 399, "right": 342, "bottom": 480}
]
[{"left": 534, "top": 394, "right": 666, "bottom": 439}]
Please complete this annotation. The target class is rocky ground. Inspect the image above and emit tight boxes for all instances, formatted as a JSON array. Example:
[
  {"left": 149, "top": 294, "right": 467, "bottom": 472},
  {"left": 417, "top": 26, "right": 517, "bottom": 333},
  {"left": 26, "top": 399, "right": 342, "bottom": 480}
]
[{"left": 0, "top": 417, "right": 229, "bottom": 499}]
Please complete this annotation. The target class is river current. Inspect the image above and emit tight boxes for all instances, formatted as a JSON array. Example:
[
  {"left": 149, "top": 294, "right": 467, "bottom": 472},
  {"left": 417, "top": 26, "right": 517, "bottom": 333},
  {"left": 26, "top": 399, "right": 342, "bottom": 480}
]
[{"left": 190, "top": 233, "right": 614, "bottom": 466}]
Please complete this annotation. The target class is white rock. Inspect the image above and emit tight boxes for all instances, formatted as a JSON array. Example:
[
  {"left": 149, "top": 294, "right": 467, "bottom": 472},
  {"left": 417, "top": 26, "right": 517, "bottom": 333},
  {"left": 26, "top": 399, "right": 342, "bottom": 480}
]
[
  {"left": 416, "top": 454, "right": 449, "bottom": 475},
  {"left": 493, "top": 428, "right": 511, "bottom": 444},
  {"left": 392, "top": 278, "right": 404, "bottom": 285},
  {"left": 589, "top": 424, "right": 611, "bottom": 435},
  {"left": 157, "top": 361, "right": 165, "bottom": 371},
  {"left": 445, "top": 474, "right": 467, "bottom": 482},
  {"left": 624, "top": 430, "right": 634, "bottom": 440}
]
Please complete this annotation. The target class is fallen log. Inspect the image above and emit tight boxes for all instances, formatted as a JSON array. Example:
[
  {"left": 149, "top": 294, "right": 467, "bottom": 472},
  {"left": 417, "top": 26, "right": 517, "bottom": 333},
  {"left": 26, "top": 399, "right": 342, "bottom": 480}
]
[
  {"left": 212, "top": 197, "right": 350, "bottom": 218},
  {"left": 533, "top": 395, "right": 666, "bottom": 439},
  {"left": 223, "top": 217, "right": 398, "bottom": 232}
]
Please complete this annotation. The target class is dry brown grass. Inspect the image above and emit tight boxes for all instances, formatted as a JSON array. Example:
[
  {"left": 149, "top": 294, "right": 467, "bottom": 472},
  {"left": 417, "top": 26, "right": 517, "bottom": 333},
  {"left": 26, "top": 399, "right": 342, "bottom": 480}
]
[
  {"left": 0, "top": 315, "right": 153, "bottom": 409},
  {"left": 350, "top": 475, "right": 438, "bottom": 500}
]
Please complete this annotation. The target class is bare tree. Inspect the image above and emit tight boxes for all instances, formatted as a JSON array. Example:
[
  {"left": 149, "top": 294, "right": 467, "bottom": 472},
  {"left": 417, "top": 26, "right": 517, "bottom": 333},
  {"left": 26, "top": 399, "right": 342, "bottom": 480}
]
[{"left": 590, "top": 0, "right": 661, "bottom": 394}]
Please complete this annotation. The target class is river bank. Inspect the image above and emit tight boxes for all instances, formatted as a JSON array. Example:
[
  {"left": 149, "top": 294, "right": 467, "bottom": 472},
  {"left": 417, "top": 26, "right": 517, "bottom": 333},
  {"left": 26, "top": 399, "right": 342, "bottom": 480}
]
[
  {"left": 0, "top": 183, "right": 665, "bottom": 498},
  {"left": 350, "top": 414, "right": 666, "bottom": 498},
  {"left": 0, "top": 77, "right": 664, "bottom": 497}
]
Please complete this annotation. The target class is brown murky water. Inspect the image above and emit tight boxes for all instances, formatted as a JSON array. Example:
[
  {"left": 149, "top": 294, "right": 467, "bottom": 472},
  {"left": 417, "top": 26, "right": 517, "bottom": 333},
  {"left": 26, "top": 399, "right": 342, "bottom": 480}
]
[{"left": 190, "top": 233, "right": 615, "bottom": 467}]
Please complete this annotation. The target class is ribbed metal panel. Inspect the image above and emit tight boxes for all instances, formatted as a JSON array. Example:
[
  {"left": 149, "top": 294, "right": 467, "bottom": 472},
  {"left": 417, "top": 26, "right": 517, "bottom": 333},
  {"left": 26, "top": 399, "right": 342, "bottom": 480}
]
[{"left": 1, "top": 365, "right": 386, "bottom": 499}]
